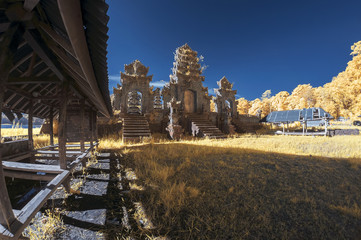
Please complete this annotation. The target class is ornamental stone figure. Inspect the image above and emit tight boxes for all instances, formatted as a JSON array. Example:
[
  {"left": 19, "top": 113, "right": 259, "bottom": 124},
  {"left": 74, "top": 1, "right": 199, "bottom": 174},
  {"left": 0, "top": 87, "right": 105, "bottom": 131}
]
[{"left": 166, "top": 97, "right": 183, "bottom": 140}]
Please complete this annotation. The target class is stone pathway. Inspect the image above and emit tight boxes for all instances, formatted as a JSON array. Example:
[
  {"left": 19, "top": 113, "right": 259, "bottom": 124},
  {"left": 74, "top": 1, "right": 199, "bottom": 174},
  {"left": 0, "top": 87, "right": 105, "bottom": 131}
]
[{"left": 35, "top": 152, "right": 163, "bottom": 240}]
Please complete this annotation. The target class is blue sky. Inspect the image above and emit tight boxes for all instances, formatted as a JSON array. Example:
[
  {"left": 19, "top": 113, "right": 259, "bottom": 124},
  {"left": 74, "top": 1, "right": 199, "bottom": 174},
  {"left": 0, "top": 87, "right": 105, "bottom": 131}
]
[{"left": 105, "top": 0, "right": 361, "bottom": 100}]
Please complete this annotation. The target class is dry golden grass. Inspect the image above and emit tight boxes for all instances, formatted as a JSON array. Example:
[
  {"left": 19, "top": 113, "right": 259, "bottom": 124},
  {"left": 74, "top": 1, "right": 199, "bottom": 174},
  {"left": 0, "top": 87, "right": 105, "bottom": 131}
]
[
  {"left": 33, "top": 135, "right": 58, "bottom": 149},
  {"left": 1, "top": 127, "right": 41, "bottom": 137},
  {"left": 23, "top": 209, "right": 65, "bottom": 239},
  {"left": 110, "top": 134, "right": 361, "bottom": 239},
  {"left": 177, "top": 134, "right": 361, "bottom": 159}
]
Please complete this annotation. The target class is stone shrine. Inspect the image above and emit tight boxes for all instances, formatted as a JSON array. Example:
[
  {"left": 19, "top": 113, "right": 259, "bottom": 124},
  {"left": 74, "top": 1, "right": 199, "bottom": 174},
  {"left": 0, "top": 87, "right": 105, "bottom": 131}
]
[{"left": 112, "top": 44, "right": 257, "bottom": 141}]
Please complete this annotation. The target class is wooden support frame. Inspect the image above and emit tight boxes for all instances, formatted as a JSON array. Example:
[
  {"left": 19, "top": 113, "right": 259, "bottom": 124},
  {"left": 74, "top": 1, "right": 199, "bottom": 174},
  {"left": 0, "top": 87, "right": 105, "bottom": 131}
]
[
  {"left": 89, "top": 109, "right": 94, "bottom": 148},
  {"left": 28, "top": 99, "right": 34, "bottom": 160},
  {"left": 58, "top": 82, "right": 69, "bottom": 170},
  {"left": 49, "top": 106, "right": 54, "bottom": 145},
  {"left": 23, "top": 29, "right": 65, "bottom": 81},
  {"left": 0, "top": 23, "right": 20, "bottom": 230},
  {"left": 80, "top": 99, "right": 85, "bottom": 152}
]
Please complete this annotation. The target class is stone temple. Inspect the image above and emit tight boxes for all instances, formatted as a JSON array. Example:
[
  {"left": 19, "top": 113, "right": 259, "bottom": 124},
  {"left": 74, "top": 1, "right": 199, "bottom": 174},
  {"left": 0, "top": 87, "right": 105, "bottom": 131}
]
[{"left": 112, "top": 44, "right": 257, "bottom": 141}]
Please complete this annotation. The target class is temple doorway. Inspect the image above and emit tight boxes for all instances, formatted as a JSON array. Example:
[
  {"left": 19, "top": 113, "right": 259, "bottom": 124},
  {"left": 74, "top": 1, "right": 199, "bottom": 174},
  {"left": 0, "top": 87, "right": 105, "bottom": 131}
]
[
  {"left": 127, "top": 91, "right": 142, "bottom": 114},
  {"left": 184, "top": 90, "right": 196, "bottom": 113},
  {"left": 225, "top": 100, "right": 233, "bottom": 116}
]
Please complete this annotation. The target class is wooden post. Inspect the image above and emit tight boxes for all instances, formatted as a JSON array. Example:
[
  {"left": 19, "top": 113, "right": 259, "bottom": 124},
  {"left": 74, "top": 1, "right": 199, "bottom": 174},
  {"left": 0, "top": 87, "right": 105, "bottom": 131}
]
[
  {"left": 282, "top": 123, "right": 285, "bottom": 135},
  {"left": 89, "top": 109, "right": 94, "bottom": 148},
  {"left": 58, "top": 83, "right": 68, "bottom": 170},
  {"left": 49, "top": 106, "right": 54, "bottom": 146},
  {"left": 58, "top": 83, "right": 70, "bottom": 192},
  {"left": 302, "top": 121, "right": 305, "bottom": 136},
  {"left": 94, "top": 110, "right": 98, "bottom": 141},
  {"left": 28, "top": 98, "right": 34, "bottom": 162},
  {"left": 80, "top": 99, "right": 85, "bottom": 152}
]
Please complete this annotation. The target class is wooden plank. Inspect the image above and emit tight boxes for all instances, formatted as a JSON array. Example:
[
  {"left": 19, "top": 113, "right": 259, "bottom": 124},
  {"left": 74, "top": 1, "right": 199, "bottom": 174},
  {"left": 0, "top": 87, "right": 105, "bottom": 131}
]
[
  {"left": 4, "top": 170, "right": 56, "bottom": 181},
  {"left": 10, "top": 170, "right": 70, "bottom": 239},
  {"left": 37, "top": 150, "right": 81, "bottom": 155},
  {"left": 2, "top": 152, "right": 31, "bottom": 162},
  {"left": 2, "top": 161, "right": 62, "bottom": 173},
  {"left": 23, "top": 30, "right": 65, "bottom": 81}
]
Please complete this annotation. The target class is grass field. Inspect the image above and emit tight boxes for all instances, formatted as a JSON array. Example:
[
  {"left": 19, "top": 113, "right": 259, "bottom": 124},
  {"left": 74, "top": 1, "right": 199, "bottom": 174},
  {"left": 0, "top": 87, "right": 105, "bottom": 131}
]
[{"left": 101, "top": 134, "right": 361, "bottom": 239}]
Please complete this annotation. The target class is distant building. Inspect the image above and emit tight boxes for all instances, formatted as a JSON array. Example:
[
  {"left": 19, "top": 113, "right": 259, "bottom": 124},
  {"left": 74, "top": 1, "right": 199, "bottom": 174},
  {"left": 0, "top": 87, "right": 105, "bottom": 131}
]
[{"left": 261, "top": 107, "right": 333, "bottom": 127}]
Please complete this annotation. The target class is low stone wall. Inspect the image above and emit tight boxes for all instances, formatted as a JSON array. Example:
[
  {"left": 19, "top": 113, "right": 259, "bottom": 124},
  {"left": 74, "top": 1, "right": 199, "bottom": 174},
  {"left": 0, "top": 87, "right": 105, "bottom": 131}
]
[{"left": 328, "top": 129, "right": 360, "bottom": 136}]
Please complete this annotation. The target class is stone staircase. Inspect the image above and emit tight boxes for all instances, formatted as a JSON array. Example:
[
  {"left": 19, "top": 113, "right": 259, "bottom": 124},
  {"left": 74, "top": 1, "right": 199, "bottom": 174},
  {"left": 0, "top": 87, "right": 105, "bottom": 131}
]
[
  {"left": 122, "top": 114, "right": 151, "bottom": 142},
  {"left": 187, "top": 114, "right": 226, "bottom": 139}
]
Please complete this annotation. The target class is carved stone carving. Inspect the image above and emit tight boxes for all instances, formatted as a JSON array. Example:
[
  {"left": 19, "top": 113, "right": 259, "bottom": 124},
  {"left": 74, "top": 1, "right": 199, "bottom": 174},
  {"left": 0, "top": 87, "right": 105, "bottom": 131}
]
[
  {"left": 166, "top": 97, "right": 183, "bottom": 140},
  {"left": 162, "top": 44, "right": 211, "bottom": 114}
]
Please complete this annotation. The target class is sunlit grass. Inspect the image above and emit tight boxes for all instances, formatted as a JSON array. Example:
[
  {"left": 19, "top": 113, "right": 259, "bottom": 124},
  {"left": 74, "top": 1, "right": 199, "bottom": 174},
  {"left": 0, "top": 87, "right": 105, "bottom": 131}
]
[
  {"left": 33, "top": 135, "right": 58, "bottom": 149},
  {"left": 23, "top": 209, "right": 65, "bottom": 239},
  {"left": 121, "top": 141, "right": 361, "bottom": 239},
  {"left": 1, "top": 127, "right": 41, "bottom": 137}
]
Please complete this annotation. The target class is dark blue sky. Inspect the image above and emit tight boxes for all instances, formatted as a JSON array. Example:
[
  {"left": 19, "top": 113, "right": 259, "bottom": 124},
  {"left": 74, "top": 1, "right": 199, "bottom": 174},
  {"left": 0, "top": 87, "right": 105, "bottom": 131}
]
[{"left": 105, "top": 0, "right": 361, "bottom": 100}]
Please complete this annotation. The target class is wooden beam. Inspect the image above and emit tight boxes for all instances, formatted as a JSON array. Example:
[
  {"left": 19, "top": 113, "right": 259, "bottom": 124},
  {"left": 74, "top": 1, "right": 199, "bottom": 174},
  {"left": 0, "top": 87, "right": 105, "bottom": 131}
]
[
  {"left": 10, "top": 52, "right": 32, "bottom": 73},
  {"left": 20, "top": 60, "right": 42, "bottom": 77},
  {"left": 58, "top": 0, "right": 110, "bottom": 117},
  {"left": 7, "top": 76, "right": 59, "bottom": 85},
  {"left": 48, "top": 42, "right": 85, "bottom": 80},
  {"left": 35, "top": 66, "right": 50, "bottom": 77},
  {"left": 24, "top": 52, "right": 37, "bottom": 76},
  {"left": 23, "top": 29, "right": 65, "bottom": 81},
  {"left": 38, "top": 21, "right": 76, "bottom": 58},
  {"left": 23, "top": 0, "right": 40, "bottom": 12}
]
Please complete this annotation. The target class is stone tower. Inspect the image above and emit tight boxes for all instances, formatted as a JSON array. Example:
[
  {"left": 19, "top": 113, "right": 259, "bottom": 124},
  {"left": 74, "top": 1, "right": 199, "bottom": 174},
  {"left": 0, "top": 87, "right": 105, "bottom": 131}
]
[
  {"left": 214, "top": 76, "right": 238, "bottom": 117},
  {"left": 113, "top": 60, "right": 154, "bottom": 114},
  {"left": 162, "top": 44, "right": 211, "bottom": 114}
]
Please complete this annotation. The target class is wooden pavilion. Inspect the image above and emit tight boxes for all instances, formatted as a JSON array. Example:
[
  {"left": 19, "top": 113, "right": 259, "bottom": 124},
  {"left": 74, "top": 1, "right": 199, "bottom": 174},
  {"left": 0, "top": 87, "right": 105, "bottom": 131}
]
[{"left": 0, "top": 0, "right": 111, "bottom": 238}]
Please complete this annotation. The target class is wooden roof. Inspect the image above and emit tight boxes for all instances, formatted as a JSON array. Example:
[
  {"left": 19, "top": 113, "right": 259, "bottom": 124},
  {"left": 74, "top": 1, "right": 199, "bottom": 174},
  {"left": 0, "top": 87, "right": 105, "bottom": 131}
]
[{"left": 0, "top": 0, "right": 112, "bottom": 118}]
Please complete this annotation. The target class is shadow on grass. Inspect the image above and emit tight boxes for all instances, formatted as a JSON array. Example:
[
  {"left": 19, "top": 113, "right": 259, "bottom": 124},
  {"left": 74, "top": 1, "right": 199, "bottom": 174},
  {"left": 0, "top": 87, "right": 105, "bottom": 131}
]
[{"left": 125, "top": 143, "right": 361, "bottom": 239}]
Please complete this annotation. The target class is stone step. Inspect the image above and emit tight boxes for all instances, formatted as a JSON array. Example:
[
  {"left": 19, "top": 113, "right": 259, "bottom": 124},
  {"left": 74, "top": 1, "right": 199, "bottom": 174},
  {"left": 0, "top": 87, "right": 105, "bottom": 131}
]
[
  {"left": 123, "top": 127, "right": 150, "bottom": 130},
  {"left": 123, "top": 129, "right": 150, "bottom": 133},
  {"left": 123, "top": 114, "right": 152, "bottom": 142},
  {"left": 123, "top": 133, "right": 151, "bottom": 137},
  {"left": 123, "top": 121, "right": 149, "bottom": 124}
]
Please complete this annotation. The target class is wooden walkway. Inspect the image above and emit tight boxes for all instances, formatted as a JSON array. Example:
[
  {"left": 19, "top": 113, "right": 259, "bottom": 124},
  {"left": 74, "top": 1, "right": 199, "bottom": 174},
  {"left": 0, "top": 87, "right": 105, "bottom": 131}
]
[{"left": 0, "top": 143, "right": 96, "bottom": 240}]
